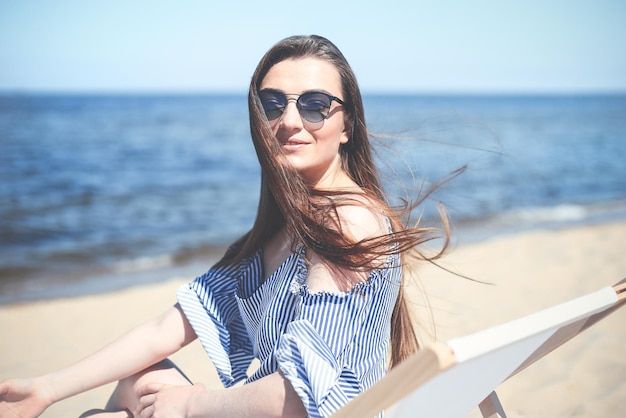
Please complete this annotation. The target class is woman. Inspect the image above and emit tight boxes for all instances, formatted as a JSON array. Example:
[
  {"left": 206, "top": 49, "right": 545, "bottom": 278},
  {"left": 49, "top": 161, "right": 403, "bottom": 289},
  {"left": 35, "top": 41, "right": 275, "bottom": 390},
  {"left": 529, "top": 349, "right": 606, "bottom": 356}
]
[{"left": 0, "top": 35, "right": 448, "bottom": 418}]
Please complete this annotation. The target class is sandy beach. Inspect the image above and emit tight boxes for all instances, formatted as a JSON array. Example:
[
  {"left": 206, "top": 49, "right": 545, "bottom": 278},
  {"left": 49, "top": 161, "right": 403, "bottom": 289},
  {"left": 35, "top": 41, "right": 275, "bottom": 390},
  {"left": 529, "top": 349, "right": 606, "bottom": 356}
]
[{"left": 1, "top": 220, "right": 625, "bottom": 417}]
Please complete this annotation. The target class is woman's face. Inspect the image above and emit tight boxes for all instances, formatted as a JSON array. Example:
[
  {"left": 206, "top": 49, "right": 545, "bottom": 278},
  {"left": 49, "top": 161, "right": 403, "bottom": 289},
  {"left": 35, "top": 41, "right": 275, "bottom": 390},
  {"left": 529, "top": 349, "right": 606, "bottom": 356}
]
[{"left": 259, "top": 57, "right": 349, "bottom": 188}]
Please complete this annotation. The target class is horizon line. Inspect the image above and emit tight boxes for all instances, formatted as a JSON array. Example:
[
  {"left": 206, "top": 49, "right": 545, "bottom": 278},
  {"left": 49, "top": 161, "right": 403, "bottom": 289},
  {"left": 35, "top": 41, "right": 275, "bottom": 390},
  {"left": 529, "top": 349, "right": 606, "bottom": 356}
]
[{"left": 1, "top": 87, "right": 626, "bottom": 97}]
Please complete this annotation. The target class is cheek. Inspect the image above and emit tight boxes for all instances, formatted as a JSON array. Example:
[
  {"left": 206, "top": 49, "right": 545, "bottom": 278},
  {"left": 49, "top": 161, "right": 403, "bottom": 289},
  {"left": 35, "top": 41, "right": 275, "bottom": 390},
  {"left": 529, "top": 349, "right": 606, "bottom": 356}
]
[
  {"left": 269, "top": 121, "right": 280, "bottom": 135},
  {"left": 317, "top": 116, "right": 347, "bottom": 142},
  {"left": 332, "top": 122, "right": 350, "bottom": 146}
]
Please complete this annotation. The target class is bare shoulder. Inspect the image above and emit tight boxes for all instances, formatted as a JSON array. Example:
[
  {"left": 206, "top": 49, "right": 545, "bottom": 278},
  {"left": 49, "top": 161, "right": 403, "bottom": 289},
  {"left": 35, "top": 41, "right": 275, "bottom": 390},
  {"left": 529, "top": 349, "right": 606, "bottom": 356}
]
[
  {"left": 334, "top": 194, "right": 390, "bottom": 243},
  {"left": 306, "top": 195, "right": 391, "bottom": 294}
]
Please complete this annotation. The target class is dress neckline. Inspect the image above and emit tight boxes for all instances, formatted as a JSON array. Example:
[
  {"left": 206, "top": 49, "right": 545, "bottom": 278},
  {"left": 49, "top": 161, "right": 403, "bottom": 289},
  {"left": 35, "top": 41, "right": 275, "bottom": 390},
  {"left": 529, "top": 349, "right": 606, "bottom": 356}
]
[{"left": 257, "top": 246, "right": 306, "bottom": 284}]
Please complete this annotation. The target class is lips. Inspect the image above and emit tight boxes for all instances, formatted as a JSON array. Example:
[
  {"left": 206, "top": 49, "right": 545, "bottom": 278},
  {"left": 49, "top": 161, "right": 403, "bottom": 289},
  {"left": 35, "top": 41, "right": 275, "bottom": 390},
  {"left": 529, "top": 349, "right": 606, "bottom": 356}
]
[{"left": 279, "top": 138, "right": 308, "bottom": 147}]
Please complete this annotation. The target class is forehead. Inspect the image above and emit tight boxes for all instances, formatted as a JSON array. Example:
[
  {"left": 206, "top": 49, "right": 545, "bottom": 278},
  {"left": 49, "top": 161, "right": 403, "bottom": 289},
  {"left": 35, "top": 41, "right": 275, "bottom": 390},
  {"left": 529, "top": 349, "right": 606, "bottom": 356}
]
[{"left": 260, "top": 57, "right": 342, "bottom": 95}]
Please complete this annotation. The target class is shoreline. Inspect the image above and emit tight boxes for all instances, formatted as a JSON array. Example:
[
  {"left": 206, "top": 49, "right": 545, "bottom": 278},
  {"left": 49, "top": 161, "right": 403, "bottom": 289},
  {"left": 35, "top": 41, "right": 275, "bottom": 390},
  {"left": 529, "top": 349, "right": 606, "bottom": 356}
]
[
  {"left": 0, "top": 249, "right": 227, "bottom": 306},
  {"left": 3, "top": 200, "right": 626, "bottom": 307},
  {"left": 2, "top": 219, "right": 625, "bottom": 417}
]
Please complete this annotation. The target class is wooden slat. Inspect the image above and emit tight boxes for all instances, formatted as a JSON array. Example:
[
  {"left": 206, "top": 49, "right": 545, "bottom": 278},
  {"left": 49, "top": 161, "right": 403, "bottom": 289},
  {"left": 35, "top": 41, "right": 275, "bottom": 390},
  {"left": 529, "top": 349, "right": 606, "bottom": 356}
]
[{"left": 330, "top": 342, "right": 456, "bottom": 418}]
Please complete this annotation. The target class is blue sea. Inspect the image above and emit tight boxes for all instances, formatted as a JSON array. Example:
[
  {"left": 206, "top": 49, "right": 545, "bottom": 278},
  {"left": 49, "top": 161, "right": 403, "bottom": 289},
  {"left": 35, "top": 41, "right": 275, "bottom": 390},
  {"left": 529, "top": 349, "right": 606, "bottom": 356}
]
[{"left": 1, "top": 93, "right": 625, "bottom": 304}]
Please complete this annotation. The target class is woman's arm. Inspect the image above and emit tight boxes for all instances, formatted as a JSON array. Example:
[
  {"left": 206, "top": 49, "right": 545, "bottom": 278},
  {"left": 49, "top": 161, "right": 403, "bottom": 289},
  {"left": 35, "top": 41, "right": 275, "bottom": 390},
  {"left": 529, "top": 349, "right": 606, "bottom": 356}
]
[
  {"left": 49, "top": 304, "right": 196, "bottom": 401},
  {"left": 0, "top": 304, "right": 196, "bottom": 417},
  {"left": 138, "top": 371, "right": 306, "bottom": 418}
]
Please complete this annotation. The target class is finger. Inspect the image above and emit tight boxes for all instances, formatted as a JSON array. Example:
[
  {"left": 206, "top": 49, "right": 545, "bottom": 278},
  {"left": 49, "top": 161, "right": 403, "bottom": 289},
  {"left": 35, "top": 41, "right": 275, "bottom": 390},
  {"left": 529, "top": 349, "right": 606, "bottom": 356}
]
[
  {"left": 137, "top": 382, "right": 164, "bottom": 397},
  {"left": 138, "top": 393, "right": 156, "bottom": 410},
  {"left": 136, "top": 393, "right": 155, "bottom": 418},
  {"left": 139, "top": 404, "right": 154, "bottom": 418}
]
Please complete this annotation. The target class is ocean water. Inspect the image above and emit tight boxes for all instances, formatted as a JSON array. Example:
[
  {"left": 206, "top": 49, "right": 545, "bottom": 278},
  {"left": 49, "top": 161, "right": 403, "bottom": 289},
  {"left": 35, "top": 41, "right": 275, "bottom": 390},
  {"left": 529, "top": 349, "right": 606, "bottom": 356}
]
[{"left": 1, "top": 93, "right": 625, "bottom": 303}]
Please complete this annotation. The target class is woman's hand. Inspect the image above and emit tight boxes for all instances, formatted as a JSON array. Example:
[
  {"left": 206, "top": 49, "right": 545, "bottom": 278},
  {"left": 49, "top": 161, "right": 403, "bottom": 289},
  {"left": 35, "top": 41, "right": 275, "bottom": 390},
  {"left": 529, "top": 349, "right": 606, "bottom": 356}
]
[
  {"left": 137, "top": 382, "right": 206, "bottom": 418},
  {"left": 0, "top": 377, "right": 54, "bottom": 418}
]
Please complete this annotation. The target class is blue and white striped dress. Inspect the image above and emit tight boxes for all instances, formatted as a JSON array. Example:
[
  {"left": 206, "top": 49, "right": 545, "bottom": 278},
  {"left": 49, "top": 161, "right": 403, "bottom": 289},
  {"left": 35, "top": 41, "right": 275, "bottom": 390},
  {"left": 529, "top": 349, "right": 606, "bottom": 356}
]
[{"left": 177, "top": 245, "right": 401, "bottom": 417}]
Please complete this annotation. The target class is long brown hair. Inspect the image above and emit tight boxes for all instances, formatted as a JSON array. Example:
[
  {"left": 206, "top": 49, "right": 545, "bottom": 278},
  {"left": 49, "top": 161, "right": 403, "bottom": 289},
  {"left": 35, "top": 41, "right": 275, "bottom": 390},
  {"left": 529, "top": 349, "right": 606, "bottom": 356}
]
[{"left": 216, "top": 35, "right": 450, "bottom": 368}]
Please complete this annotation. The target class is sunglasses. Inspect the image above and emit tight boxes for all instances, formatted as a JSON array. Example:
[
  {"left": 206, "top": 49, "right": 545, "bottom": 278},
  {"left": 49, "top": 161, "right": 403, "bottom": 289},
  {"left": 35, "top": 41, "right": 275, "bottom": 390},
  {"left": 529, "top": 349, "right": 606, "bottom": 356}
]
[{"left": 259, "top": 89, "right": 345, "bottom": 124}]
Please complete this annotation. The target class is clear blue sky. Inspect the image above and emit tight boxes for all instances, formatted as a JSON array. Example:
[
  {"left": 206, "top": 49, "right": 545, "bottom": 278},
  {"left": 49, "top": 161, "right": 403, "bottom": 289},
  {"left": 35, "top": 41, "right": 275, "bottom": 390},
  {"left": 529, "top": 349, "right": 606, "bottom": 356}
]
[{"left": 1, "top": 0, "right": 625, "bottom": 93}]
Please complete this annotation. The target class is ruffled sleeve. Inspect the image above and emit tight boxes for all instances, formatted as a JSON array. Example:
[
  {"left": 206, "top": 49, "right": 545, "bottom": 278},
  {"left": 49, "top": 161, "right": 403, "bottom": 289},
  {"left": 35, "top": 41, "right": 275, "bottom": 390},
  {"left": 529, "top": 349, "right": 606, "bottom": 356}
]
[
  {"left": 276, "top": 319, "right": 364, "bottom": 418},
  {"left": 177, "top": 262, "right": 254, "bottom": 387},
  {"left": 275, "top": 255, "right": 400, "bottom": 418}
]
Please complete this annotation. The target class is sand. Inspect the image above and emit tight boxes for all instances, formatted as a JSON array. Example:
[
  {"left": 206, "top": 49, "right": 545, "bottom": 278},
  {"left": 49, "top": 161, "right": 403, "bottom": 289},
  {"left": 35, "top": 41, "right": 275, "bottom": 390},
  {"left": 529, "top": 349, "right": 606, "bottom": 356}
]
[{"left": 1, "top": 220, "right": 625, "bottom": 417}]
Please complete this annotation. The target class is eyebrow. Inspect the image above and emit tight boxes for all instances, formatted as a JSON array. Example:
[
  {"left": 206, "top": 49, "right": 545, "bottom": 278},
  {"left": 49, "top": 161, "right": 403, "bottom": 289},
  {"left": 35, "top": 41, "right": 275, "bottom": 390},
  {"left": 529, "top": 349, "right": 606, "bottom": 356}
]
[{"left": 259, "top": 88, "right": 337, "bottom": 96}]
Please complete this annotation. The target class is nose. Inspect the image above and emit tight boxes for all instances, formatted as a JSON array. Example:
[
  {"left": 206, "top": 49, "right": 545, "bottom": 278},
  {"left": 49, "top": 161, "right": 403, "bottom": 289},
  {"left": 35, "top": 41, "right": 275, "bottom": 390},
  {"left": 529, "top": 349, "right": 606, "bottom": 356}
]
[{"left": 278, "top": 99, "right": 303, "bottom": 130}]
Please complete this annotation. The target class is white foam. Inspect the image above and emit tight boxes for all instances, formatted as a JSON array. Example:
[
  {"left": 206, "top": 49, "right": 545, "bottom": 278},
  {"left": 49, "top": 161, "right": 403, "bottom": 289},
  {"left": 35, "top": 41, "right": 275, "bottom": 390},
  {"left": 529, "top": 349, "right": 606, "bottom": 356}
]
[
  {"left": 113, "top": 254, "right": 174, "bottom": 273},
  {"left": 516, "top": 204, "right": 588, "bottom": 223}
]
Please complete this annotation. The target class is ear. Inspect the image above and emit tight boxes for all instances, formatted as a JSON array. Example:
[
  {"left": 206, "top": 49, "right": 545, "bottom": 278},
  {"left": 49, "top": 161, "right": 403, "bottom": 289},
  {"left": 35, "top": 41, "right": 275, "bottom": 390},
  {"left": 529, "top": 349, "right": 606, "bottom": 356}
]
[{"left": 341, "top": 118, "right": 352, "bottom": 144}]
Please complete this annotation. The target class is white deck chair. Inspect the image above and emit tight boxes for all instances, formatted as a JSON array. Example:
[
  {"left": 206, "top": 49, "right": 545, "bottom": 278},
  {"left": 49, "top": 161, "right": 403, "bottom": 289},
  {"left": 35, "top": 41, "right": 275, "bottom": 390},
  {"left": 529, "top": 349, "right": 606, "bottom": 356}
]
[{"left": 331, "top": 279, "right": 626, "bottom": 418}]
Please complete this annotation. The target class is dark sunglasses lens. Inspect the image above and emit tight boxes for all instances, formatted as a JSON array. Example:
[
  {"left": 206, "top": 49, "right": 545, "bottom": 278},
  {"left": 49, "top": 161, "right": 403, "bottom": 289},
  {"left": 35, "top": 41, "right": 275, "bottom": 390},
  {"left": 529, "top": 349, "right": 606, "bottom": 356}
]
[
  {"left": 259, "top": 91, "right": 286, "bottom": 120},
  {"left": 297, "top": 92, "right": 332, "bottom": 123}
]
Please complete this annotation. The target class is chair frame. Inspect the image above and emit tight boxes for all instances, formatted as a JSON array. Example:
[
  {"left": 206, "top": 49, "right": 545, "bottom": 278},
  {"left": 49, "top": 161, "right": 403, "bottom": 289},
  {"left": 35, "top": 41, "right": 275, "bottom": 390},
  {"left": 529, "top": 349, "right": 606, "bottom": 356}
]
[{"left": 331, "top": 279, "right": 625, "bottom": 418}]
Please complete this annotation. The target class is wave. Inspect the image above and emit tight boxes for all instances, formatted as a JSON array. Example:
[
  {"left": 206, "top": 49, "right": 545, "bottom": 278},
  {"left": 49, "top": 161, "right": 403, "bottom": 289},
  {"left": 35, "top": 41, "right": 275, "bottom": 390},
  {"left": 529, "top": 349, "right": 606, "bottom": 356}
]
[
  {"left": 111, "top": 253, "right": 175, "bottom": 274},
  {"left": 454, "top": 200, "right": 626, "bottom": 243},
  {"left": 0, "top": 244, "right": 227, "bottom": 305},
  {"left": 497, "top": 200, "right": 626, "bottom": 225}
]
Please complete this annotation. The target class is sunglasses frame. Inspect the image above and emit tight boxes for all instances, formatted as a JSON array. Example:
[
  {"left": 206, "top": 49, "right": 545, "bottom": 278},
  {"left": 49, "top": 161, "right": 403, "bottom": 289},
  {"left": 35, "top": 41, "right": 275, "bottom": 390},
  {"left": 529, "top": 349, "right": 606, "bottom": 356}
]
[{"left": 259, "top": 89, "right": 345, "bottom": 124}]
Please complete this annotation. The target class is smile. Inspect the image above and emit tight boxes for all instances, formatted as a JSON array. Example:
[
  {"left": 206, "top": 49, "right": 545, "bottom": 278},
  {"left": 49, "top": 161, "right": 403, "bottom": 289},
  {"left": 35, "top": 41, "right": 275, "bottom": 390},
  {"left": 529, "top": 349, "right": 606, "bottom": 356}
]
[{"left": 280, "top": 138, "right": 308, "bottom": 147}]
